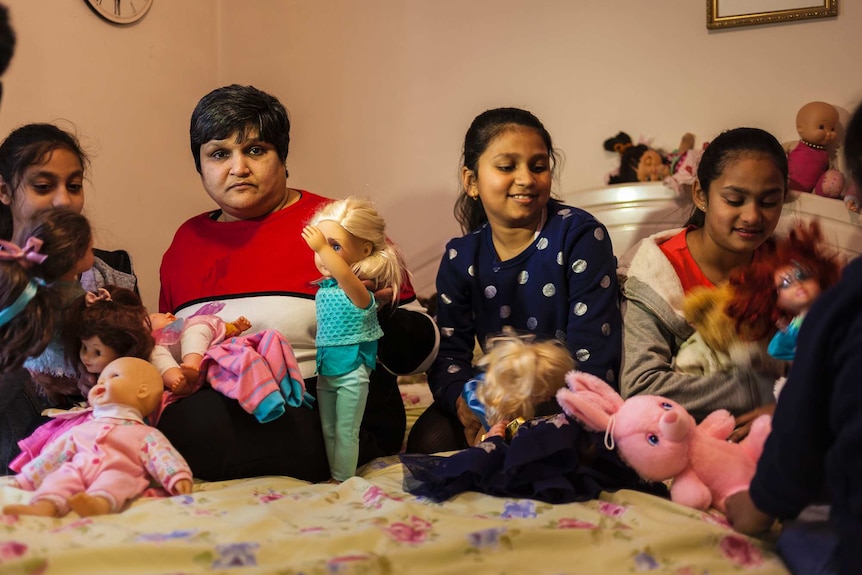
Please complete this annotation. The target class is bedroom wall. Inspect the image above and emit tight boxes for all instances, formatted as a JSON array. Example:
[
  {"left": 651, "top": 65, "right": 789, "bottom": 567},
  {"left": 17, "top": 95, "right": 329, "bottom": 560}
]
[{"left": 2, "top": 1, "right": 860, "bottom": 309}]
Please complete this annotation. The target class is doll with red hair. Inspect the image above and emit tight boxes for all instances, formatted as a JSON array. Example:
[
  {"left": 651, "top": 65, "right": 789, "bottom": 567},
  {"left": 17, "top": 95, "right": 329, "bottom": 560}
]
[{"left": 726, "top": 220, "right": 844, "bottom": 362}]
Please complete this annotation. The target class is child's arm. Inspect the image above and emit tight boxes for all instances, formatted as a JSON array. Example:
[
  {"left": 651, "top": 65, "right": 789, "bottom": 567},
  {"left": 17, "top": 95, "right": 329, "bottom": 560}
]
[
  {"left": 725, "top": 490, "right": 776, "bottom": 534},
  {"left": 302, "top": 225, "right": 371, "bottom": 309}
]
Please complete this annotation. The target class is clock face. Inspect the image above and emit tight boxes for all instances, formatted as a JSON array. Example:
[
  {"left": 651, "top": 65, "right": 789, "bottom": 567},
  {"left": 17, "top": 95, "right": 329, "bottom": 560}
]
[{"left": 85, "top": 0, "right": 153, "bottom": 25}]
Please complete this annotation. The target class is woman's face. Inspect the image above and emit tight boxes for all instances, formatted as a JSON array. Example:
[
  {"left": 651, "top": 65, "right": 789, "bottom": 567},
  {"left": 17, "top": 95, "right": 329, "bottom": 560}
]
[
  {"left": 79, "top": 335, "right": 120, "bottom": 375},
  {"left": 462, "top": 126, "right": 552, "bottom": 231},
  {"left": 0, "top": 148, "right": 85, "bottom": 240},
  {"left": 697, "top": 153, "right": 786, "bottom": 257},
  {"left": 198, "top": 129, "right": 289, "bottom": 222},
  {"left": 774, "top": 264, "right": 820, "bottom": 316}
]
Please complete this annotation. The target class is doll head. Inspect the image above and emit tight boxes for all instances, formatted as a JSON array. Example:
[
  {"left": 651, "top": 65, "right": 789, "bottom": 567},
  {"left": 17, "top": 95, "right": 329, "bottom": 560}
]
[
  {"left": 605, "top": 132, "right": 669, "bottom": 184},
  {"left": 17, "top": 208, "right": 93, "bottom": 283},
  {"left": 149, "top": 312, "right": 177, "bottom": 332},
  {"left": 0, "top": 237, "right": 58, "bottom": 372},
  {"left": 475, "top": 332, "right": 575, "bottom": 426},
  {"left": 726, "top": 220, "right": 842, "bottom": 340},
  {"left": 309, "top": 196, "right": 405, "bottom": 302},
  {"left": 87, "top": 356, "right": 164, "bottom": 418},
  {"left": 796, "top": 101, "right": 839, "bottom": 148},
  {"left": 62, "top": 285, "right": 154, "bottom": 375},
  {"left": 455, "top": 107, "right": 559, "bottom": 234}
]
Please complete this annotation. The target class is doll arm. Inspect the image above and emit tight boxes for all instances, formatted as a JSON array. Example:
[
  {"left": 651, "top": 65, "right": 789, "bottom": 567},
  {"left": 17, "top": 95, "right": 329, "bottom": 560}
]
[
  {"left": 302, "top": 224, "right": 371, "bottom": 309},
  {"left": 224, "top": 316, "right": 251, "bottom": 338},
  {"left": 141, "top": 430, "right": 194, "bottom": 494},
  {"left": 678, "top": 132, "right": 695, "bottom": 155},
  {"left": 15, "top": 433, "right": 76, "bottom": 491}
]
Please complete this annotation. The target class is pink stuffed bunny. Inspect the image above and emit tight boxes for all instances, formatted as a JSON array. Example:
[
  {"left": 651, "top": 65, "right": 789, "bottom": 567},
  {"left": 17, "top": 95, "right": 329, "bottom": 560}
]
[{"left": 556, "top": 371, "right": 771, "bottom": 513}]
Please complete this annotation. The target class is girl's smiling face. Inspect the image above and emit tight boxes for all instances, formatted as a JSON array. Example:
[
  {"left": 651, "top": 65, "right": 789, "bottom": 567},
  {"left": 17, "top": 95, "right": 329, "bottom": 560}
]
[
  {"left": 462, "top": 126, "right": 552, "bottom": 232},
  {"left": 697, "top": 153, "right": 786, "bottom": 256},
  {"left": 80, "top": 335, "right": 120, "bottom": 375}
]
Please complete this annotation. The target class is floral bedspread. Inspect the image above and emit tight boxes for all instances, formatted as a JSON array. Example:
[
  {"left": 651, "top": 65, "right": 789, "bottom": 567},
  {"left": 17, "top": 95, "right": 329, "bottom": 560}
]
[{"left": 0, "top": 451, "right": 788, "bottom": 575}]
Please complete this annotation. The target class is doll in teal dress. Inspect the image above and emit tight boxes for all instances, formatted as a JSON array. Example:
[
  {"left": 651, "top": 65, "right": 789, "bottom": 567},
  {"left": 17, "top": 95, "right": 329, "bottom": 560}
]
[{"left": 302, "top": 197, "right": 406, "bottom": 482}]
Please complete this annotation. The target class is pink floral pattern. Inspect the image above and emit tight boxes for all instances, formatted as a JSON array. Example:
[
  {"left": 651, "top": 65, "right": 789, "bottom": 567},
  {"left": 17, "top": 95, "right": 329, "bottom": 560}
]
[
  {"left": 719, "top": 534, "right": 764, "bottom": 567},
  {"left": 382, "top": 516, "right": 434, "bottom": 545}
]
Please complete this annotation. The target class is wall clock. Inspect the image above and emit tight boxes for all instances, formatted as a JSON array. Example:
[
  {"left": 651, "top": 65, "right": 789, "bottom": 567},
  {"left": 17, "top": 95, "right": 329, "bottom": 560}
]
[{"left": 85, "top": 0, "right": 153, "bottom": 25}]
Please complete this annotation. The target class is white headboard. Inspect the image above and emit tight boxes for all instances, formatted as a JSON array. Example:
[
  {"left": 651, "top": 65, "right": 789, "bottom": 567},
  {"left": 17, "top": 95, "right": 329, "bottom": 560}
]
[{"left": 778, "top": 191, "right": 862, "bottom": 261}]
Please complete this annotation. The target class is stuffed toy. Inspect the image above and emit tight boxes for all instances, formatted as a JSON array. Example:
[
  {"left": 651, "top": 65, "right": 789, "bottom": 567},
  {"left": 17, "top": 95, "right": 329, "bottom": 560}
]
[
  {"left": 2, "top": 357, "right": 193, "bottom": 518},
  {"left": 785, "top": 101, "right": 845, "bottom": 198},
  {"left": 556, "top": 370, "right": 771, "bottom": 513},
  {"left": 674, "top": 283, "right": 758, "bottom": 375}
]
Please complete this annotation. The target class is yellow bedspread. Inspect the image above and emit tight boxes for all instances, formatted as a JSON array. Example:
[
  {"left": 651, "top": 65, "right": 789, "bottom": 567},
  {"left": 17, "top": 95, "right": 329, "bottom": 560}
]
[{"left": 0, "top": 453, "right": 788, "bottom": 575}]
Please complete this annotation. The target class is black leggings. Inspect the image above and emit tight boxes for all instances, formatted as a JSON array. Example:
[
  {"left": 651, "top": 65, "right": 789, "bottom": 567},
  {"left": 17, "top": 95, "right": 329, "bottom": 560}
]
[
  {"left": 157, "top": 369, "right": 406, "bottom": 482},
  {"left": 405, "top": 401, "right": 469, "bottom": 454}
]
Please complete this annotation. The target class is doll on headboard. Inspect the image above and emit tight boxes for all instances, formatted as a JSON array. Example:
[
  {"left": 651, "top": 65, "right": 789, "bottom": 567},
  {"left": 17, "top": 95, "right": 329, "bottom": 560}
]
[
  {"left": 399, "top": 333, "right": 668, "bottom": 503},
  {"left": 604, "top": 131, "right": 703, "bottom": 199},
  {"left": 785, "top": 101, "right": 845, "bottom": 199},
  {"left": 726, "top": 220, "right": 844, "bottom": 363}
]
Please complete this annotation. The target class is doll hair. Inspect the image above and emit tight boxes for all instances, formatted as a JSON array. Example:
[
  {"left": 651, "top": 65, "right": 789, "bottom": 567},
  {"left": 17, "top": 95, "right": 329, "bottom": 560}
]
[
  {"left": 726, "top": 220, "right": 842, "bottom": 341},
  {"left": 685, "top": 127, "right": 788, "bottom": 227},
  {"left": 18, "top": 208, "right": 92, "bottom": 283},
  {"left": 0, "top": 124, "right": 90, "bottom": 241},
  {"left": 61, "top": 285, "right": 154, "bottom": 370},
  {"left": 310, "top": 196, "right": 406, "bottom": 303},
  {"left": 454, "top": 107, "right": 560, "bottom": 234},
  {"left": 475, "top": 332, "right": 575, "bottom": 427},
  {"left": 0, "top": 239, "right": 59, "bottom": 373},
  {"left": 604, "top": 132, "right": 658, "bottom": 185}
]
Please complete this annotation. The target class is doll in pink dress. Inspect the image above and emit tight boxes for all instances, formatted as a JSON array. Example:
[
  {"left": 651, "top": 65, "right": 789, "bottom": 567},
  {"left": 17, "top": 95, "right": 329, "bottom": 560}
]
[
  {"left": 785, "top": 101, "right": 845, "bottom": 199},
  {"left": 3, "top": 357, "right": 193, "bottom": 517}
]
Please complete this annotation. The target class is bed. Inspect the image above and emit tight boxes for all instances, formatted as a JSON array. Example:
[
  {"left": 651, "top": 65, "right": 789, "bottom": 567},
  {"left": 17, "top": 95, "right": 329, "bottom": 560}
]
[{"left": 3, "top": 183, "right": 860, "bottom": 575}]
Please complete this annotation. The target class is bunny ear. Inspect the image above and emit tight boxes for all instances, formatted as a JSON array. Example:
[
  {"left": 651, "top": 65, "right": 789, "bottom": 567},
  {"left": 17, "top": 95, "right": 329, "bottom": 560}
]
[{"left": 556, "top": 371, "right": 624, "bottom": 432}]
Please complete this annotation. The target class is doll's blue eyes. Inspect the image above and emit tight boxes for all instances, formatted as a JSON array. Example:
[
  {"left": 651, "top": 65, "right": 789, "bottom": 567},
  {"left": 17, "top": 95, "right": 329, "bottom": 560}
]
[
  {"left": 776, "top": 265, "right": 813, "bottom": 290},
  {"left": 661, "top": 402, "right": 672, "bottom": 410},
  {"left": 647, "top": 434, "right": 659, "bottom": 446}
]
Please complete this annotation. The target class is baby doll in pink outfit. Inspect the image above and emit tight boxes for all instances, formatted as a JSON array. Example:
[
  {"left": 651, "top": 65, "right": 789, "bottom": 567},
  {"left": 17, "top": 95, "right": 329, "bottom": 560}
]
[{"left": 3, "top": 357, "right": 193, "bottom": 517}]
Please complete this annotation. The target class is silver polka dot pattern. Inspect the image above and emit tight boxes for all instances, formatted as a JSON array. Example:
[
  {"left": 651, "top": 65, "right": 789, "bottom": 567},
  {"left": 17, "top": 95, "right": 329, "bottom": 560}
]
[
  {"left": 441, "top": 327, "right": 454, "bottom": 337},
  {"left": 594, "top": 227, "right": 605, "bottom": 241},
  {"left": 537, "top": 238, "right": 549, "bottom": 250},
  {"left": 601, "top": 322, "right": 611, "bottom": 336},
  {"left": 600, "top": 275, "right": 611, "bottom": 288},
  {"left": 468, "top": 265, "right": 475, "bottom": 277},
  {"left": 542, "top": 283, "right": 556, "bottom": 297},
  {"left": 556, "top": 252, "right": 564, "bottom": 265},
  {"left": 518, "top": 271, "right": 529, "bottom": 284},
  {"left": 558, "top": 208, "right": 571, "bottom": 217},
  {"left": 447, "top": 364, "right": 461, "bottom": 374},
  {"left": 484, "top": 286, "right": 497, "bottom": 298},
  {"left": 500, "top": 306, "right": 511, "bottom": 319},
  {"left": 576, "top": 349, "right": 590, "bottom": 362},
  {"left": 440, "top": 293, "right": 452, "bottom": 305},
  {"left": 606, "top": 369, "right": 615, "bottom": 383},
  {"left": 555, "top": 330, "right": 566, "bottom": 340},
  {"left": 573, "top": 302, "right": 587, "bottom": 316},
  {"left": 572, "top": 259, "right": 587, "bottom": 274},
  {"left": 527, "top": 317, "right": 538, "bottom": 330},
  {"left": 448, "top": 248, "right": 458, "bottom": 259}
]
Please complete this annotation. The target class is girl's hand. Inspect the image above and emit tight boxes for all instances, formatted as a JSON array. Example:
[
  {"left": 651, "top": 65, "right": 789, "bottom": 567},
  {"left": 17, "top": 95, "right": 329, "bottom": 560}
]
[
  {"left": 301, "top": 225, "right": 327, "bottom": 252},
  {"left": 725, "top": 490, "right": 775, "bottom": 535}
]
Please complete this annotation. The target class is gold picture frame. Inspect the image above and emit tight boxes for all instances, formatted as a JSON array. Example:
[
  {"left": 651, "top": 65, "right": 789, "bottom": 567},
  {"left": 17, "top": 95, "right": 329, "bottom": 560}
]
[{"left": 707, "top": 0, "right": 837, "bottom": 29}]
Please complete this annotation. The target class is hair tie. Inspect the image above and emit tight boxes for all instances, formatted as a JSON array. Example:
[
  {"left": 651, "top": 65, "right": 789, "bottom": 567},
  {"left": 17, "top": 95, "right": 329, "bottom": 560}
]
[
  {"left": 613, "top": 142, "right": 633, "bottom": 155},
  {"left": 0, "top": 237, "right": 48, "bottom": 268},
  {"left": 0, "top": 279, "right": 41, "bottom": 328},
  {"left": 85, "top": 288, "right": 113, "bottom": 306}
]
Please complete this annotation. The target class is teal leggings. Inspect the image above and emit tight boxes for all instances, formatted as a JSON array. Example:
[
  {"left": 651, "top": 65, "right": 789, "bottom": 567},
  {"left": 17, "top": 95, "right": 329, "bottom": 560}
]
[{"left": 317, "top": 364, "right": 371, "bottom": 481}]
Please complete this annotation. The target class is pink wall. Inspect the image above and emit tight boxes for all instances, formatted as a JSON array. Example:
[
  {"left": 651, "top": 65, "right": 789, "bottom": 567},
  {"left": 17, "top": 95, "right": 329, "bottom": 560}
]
[{"left": 2, "top": 1, "right": 861, "bottom": 306}]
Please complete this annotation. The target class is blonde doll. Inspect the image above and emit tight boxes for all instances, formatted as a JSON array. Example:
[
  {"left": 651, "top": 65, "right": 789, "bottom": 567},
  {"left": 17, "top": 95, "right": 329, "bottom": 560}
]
[{"left": 301, "top": 196, "right": 405, "bottom": 482}]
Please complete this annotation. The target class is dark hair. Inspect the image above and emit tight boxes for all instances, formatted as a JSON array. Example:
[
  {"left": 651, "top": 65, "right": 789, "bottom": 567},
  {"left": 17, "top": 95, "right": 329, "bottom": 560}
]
[
  {"left": 845, "top": 104, "right": 862, "bottom": 188},
  {"left": 686, "top": 127, "right": 788, "bottom": 227},
  {"left": 62, "top": 285, "right": 154, "bottom": 370},
  {"left": 0, "top": 124, "right": 90, "bottom": 241},
  {"left": 21, "top": 208, "right": 92, "bottom": 283},
  {"left": 0, "top": 261, "right": 58, "bottom": 373},
  {"left": 190, "top": 84, "right": 290, "bottom": 175},
  {"left": 0, "top": 3, "right": 15, "bottom": 77},
  {"left": 454, "top": 107, "right": 559, "bottom": 233},
  {"left": 603, "top": 132, "right": 656, "bottom": 185}
]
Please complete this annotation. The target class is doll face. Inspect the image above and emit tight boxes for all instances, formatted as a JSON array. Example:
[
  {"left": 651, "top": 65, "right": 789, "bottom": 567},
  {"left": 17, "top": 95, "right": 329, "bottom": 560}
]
[
  {"left": 149, "top": 312, "right": 177, "bottom": 331},
  {"left": 312, "top": 220, "right": 372, "bottom": 277},
  {"left": 797, "top": 103, "right": 839, "bottom": 147},
  {"left": 462, "top": 126, "right": 552, "bottom": 232},
  {"left": 79, "top": 335, "right": 120, "bottom": 375},
  {"left": 636, "top": 149, "right": 670, "bottom": 182},
  {"left": 88, "top": 357, "right": 162, "bottom": 411},
  {"left": 774, "top": 263, "right": 820, "bottom": 316}
]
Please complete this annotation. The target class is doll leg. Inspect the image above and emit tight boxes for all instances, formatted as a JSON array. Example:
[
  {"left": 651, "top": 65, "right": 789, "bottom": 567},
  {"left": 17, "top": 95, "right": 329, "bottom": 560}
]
[
  {"left": 316, "top": 374, "right": 338, "bottom": 475},
  {"left": 68, "top": 492, "right": 113, "bottom": 517},
  {"left": 3, "top": 498, "right": 62, "bottom": 517},
  {"left": 326, "top": 365, "right": 371, "bottom": 482}
]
